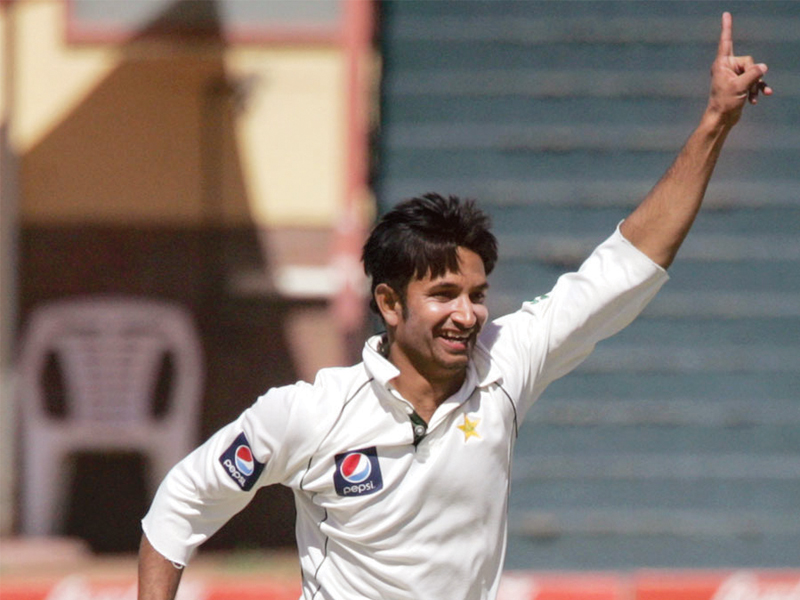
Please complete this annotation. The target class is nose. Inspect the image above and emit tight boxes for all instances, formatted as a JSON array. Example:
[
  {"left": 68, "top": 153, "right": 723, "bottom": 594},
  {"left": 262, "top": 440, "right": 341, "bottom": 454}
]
[{"left": 452, "top": 295, "right": 478, "bottom": 329}]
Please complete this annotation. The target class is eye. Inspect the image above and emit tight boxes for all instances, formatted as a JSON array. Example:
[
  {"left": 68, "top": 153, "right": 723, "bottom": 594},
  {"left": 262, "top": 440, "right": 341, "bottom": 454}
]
[
  {"left": 471, "top": 291, "right": 487, "bottom": 304},
  {"left": 427, "top": 285, "right": 459, "bottom": 301},
  {"left": 432, "top": 291, "right": 457, "bottom": 301}
]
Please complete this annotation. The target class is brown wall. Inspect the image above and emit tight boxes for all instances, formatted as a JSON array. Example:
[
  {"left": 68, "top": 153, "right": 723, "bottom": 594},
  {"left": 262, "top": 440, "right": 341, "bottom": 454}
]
[
  {"left": 20, "top": 225, "right": 307, "bottom": 551},
  {"left": 11, "top": 0, "right": 373, "bottom": 552}
]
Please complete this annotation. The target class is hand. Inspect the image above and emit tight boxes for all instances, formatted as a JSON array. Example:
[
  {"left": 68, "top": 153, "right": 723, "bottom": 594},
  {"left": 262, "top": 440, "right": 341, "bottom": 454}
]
[{"left": 707, "top": 12, "right": 772, "bottom": 126}]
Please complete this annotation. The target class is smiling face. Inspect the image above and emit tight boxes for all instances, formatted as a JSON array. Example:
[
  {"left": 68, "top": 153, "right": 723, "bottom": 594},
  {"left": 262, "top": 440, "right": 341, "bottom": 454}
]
[{"left": 377, "top": 247, "right": 489, "bottom": 395}]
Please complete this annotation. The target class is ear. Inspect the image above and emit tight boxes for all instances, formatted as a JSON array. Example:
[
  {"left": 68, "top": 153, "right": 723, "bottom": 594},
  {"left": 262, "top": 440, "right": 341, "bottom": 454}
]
[{"left": 374, "top": 283, "right": 403, "bottom": 327}]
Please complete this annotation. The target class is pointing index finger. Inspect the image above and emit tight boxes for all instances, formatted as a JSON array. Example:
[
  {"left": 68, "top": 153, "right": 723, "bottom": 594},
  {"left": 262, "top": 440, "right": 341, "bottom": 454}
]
[{"left": 718, "top": 11, "right": 734, "bottom": 57}]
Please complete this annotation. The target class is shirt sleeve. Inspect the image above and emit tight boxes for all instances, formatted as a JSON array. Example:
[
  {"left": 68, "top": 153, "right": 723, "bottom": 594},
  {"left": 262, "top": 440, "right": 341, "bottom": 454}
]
[
  {"left": 482, "top": 224, "right": 669, "bottom": 420},
  {"left": 141, "top": 379, "right": 321, "bottom": 566}
]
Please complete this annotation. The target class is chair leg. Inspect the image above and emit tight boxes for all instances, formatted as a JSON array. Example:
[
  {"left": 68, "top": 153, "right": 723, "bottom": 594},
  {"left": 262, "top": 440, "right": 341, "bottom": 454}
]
[{"left": 22, "top": 431, "right": 70, "bottom": 536}]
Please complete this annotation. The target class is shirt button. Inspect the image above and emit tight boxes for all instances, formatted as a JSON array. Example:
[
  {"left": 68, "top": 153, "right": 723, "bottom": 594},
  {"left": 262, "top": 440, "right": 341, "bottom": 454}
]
[{"left": 414, "top": 425, "right": 426, "bottom": 438}]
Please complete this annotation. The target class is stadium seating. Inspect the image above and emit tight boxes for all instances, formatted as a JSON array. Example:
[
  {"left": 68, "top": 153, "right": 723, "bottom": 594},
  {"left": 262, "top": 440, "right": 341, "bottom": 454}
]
[{"left": 377, "top": 0, "right": 800, "bottom": 569}]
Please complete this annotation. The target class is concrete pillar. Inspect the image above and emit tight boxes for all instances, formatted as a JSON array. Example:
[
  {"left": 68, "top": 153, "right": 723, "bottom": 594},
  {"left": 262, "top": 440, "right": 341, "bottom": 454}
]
[{"left": 0, "top": 1, "right": 19, "bottom": 536}]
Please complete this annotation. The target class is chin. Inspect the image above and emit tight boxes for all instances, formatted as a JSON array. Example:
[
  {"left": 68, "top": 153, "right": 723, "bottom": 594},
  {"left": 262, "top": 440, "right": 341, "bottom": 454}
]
[{"left": 440, "top": 354, "right": 471, "bottom": 371}]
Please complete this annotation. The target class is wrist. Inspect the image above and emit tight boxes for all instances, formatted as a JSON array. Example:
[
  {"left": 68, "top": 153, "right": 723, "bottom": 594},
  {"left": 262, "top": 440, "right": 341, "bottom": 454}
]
[{"left": 701, "top": 103, "right": 739, "bottom": 133}]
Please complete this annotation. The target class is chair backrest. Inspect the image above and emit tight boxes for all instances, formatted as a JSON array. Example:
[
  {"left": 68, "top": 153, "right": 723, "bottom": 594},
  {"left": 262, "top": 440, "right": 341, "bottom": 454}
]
[{"left": 18, "top": 297, "right": 203, "bottom": 426}]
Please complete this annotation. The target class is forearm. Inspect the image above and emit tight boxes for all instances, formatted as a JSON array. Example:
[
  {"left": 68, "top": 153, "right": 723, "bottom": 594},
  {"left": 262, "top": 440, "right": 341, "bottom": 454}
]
[
  {"left": 620, "top": 12, "right": 770, "bottom": 269},
  {"left": 138, "top": 534, "right": 184, "bottom": 600},
  {"left": 620, "top": 109, "right": 732, "bottom": 269}
]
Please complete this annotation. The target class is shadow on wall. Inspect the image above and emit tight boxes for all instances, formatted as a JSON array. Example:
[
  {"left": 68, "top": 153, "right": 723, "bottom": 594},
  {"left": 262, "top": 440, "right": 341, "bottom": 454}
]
[{"left": 19, "top": 0, "right": 299, "bottom": 552}]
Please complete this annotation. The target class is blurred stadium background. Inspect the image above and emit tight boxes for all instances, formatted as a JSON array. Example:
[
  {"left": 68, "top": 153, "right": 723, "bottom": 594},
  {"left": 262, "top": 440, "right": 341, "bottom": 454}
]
[{"left": 1, "top": 0, "right": 798, "bottom": 598}]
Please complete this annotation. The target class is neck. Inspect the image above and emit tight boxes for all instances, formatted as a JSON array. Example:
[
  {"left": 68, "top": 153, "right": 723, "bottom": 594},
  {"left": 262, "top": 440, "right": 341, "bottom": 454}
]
[{"left": 385, "top": 343, "right": 466, "bottom": 422}]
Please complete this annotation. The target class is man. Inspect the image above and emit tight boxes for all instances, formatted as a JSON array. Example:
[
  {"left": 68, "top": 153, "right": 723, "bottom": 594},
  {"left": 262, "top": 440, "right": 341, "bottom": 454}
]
[{"left": 138, "top": 13, "right": 770, "bottom": 600}]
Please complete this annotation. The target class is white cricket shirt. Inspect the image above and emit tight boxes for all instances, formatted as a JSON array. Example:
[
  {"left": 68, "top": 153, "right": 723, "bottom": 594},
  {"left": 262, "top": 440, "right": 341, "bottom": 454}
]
[{"left": 142, "top": 226, "right": 667, "bottom": 599}]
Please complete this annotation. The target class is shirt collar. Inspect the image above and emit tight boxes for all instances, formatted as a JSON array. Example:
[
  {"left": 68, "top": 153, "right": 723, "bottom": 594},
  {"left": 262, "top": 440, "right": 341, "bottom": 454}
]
[
  {"left": 472, "top": 338, "right": 503, "bottom": 387},
  {"left": 363, "top": 334, "right": 401, "bottom": 389},
  {"left": 362, "top": 333, "right": 503, "bottom": 396}
]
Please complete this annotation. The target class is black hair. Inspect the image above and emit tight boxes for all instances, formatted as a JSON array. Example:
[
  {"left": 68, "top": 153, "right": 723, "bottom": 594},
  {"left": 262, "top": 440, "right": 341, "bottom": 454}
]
[{"left": 362, "top": 193, "right": 498, "bottom": 316}]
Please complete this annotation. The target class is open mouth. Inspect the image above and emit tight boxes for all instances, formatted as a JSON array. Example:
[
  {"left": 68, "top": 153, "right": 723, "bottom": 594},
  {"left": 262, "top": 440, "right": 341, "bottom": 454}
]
[{"left": 439, "top": 331, "right": 473, "bottom": 351}]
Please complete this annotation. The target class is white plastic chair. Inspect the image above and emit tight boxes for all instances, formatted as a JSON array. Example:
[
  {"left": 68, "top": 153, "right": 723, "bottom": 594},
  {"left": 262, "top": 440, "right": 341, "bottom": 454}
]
[{"left": 17, "top": 297, "right": 204, "bottom": 535}]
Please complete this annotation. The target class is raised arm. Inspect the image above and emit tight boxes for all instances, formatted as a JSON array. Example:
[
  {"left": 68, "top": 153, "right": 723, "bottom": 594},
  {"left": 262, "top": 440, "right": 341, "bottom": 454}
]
[{"left": 620, "top": 12, "right": 772, "bottom": 268}]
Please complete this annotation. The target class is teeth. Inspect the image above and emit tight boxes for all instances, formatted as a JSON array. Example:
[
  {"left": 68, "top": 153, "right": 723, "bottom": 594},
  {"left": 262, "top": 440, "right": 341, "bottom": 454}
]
[{"left": 442, "top": 333, "right": 469, "bottom": 341}]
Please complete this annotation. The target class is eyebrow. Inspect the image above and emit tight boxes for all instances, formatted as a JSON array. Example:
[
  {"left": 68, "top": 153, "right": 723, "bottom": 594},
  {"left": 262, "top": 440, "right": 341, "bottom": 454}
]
[{"left": 428, "top": 281, "right": 490, "bottom": 293}]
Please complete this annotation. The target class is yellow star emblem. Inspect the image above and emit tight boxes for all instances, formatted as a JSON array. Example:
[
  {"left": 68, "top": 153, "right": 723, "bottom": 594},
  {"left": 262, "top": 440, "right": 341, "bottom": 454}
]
[{"left": 457, "top": 414, "right": 481, "bottom": 442}]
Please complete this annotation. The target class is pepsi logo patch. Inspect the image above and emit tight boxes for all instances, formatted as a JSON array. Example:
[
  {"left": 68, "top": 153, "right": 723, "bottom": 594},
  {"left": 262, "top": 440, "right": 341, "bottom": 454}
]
[
  {"left": 333, "top": 447, "right": 383, "bottom": 497},
  {"left": 235, "top": 445, "right": 255, "bottom": 476},
  {"left": 219, "top": 432, "right": 265, "bottom": 491}
]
